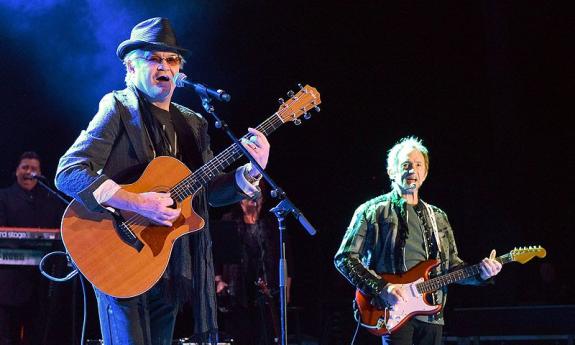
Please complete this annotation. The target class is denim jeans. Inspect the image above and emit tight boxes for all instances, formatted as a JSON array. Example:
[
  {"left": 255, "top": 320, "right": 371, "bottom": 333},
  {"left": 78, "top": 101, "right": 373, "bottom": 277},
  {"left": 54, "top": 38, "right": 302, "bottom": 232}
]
[{"left": 94, "top": 280, "right": 179, "bottom": 345}]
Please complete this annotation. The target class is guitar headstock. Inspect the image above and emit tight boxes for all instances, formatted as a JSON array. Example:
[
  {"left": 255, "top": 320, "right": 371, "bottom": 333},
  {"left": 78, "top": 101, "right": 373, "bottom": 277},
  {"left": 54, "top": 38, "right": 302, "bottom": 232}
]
[
  {"left": 276, "top": 84, "right": 321, "bottom": 125},
  {"left": 510, "top": 246, "right": 547, "bottom": 264}
]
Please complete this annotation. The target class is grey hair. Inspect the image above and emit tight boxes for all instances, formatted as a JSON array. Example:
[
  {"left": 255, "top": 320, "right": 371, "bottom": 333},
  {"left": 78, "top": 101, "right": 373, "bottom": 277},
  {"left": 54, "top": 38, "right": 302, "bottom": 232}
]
[
  {"left": 386, "top": 136, "right": 430, "bottom": 174},
  {"left": 122, "top": 49, "right": 186, "bottom": 86}
]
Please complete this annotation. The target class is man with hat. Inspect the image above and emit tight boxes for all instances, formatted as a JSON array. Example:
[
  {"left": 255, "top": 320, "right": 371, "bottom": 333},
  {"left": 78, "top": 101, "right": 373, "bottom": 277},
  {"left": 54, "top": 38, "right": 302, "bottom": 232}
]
[{"left": 55, "top": 17, "right": 270, "bottom": 345}]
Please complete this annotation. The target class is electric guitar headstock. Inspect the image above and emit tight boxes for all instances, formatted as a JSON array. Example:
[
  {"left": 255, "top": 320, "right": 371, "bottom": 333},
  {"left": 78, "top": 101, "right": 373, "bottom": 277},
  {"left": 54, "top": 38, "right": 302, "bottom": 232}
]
[
  {"left": 509, "top": 246, "right": 547, "bottom": 264},
  {"left": 276, "top": 84, "right": 321, "bottom": 125}
]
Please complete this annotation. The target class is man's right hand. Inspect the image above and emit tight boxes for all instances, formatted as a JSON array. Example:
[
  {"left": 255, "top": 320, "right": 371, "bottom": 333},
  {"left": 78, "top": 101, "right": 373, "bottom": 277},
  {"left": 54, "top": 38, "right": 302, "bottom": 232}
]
[
  {"left": 377, "top": 283, "right": 407, "bottom": 307},
  {"left": 135, "top": 192, "right": 181, "bottom": 226},
  {"left": 215, "top": 275, "right": 229, "bottom": 294},
  {"left": 103, "top": 189, "right": 181, "bottom": 226}
]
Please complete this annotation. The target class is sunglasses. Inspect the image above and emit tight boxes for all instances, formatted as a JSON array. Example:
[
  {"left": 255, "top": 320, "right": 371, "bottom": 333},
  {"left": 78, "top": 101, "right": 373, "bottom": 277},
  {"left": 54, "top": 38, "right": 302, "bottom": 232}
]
[{"left": 135, "top": 55, "right": 182, "bottom": 67}]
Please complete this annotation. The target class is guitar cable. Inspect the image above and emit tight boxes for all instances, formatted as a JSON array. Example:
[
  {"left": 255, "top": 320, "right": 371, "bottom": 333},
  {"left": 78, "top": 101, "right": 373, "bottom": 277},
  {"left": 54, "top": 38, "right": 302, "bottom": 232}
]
[
  {"left": 350, "top": 312, "right": 361, "bottom": 345},
  {"left": 350, "top": 299, "right": 391, "bottom": 344},
  {"left": 39, "top": 251, "right": 88, "bottom": 345}
]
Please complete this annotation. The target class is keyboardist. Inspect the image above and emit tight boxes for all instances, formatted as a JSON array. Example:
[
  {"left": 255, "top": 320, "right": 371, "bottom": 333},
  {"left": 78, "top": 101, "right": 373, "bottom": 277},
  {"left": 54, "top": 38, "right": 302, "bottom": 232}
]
[{"left": 0, "top": 151, "right": 65, "bottom": 345}]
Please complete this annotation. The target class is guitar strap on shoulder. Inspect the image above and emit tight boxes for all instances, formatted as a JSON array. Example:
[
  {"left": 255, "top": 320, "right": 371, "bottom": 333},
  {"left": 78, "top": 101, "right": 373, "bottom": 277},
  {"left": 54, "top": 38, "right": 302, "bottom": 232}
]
[
  {"left": 413, "top": 202, "right": 440, "bottom": 261},
  {"left": 419, "top": 202, "right": 447, "bottom": 321},
  {"left": 422, "top": 202, "right": 442, "bottom": 254}
]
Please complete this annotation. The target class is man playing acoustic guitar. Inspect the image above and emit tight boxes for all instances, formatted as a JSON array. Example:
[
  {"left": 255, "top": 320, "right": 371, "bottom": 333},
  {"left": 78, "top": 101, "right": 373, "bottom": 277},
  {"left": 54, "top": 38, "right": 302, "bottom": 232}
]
[
  {"left": 334, "top": 136, "right": 501, "bottom": 345},
  {"left": 55, "top": 17, "right": 270, "bottom": 345}
]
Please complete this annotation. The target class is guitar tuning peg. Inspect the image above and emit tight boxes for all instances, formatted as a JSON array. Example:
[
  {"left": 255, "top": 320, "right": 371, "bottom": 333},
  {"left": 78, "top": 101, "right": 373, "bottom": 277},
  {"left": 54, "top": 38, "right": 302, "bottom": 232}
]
[
  {"left": 298, "top": 83, "right": 304, "bottom": 90},
  {"left": 278, "top": 98, "right": 285, "bottom": 104},
  {"left": 314, "top": 106, "right": 321, "bottom": 112},
  {"left": 293, "top": 118, "right": 302, "bottom": 125},
  {"left": 287, "top": 90, "right": 295, "bottom": 98},
  {"left": 304, "top": 112, "right": 311, "bottom": 120}
]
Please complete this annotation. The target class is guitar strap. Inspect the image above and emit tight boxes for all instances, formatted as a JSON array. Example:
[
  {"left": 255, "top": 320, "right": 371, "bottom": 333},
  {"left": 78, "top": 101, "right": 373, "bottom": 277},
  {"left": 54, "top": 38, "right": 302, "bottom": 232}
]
[
  {"left": 414, "top": 202, "right": 446, "bottom": 321},
  {"left": 422, "top": 203, "right": 442, "bottom": 255},
  {"left": 413, "top": 202, "right": 439, "bottom": 260}
]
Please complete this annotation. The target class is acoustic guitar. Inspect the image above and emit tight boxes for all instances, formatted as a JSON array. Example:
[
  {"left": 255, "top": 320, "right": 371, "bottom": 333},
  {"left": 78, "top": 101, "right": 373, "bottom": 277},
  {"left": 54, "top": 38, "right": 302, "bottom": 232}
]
[
  {"left": 61, "top": 85, "right": 321, "bottom": 298},
  {"left": 354, "top": 246, "right": 546, "bottom": 336}
]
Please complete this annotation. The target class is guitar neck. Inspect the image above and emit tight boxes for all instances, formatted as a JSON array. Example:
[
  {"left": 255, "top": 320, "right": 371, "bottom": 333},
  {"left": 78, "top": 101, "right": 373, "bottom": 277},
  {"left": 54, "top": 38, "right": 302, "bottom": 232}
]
[
  {"left": 161, "top": 84, "right": 320, "bottom": 202},
  {"left": 417, "top": 254, "right": 513, "bottom": 293},
  {"left": 170, "top": 113, "right": 284, "bottom": 202}
]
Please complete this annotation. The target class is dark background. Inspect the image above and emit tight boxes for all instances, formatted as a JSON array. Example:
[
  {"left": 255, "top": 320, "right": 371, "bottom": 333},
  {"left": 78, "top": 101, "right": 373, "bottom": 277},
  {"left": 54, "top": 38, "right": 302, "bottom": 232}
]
[{"left": 1, "top": 1, "right": 573, "bottom": 343}]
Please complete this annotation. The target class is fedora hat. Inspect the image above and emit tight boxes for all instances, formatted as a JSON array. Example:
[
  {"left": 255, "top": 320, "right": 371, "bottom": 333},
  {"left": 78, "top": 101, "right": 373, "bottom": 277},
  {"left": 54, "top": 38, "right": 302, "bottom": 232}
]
[{"left": 116, "top": 17, "right": 190, "bottom": 60}]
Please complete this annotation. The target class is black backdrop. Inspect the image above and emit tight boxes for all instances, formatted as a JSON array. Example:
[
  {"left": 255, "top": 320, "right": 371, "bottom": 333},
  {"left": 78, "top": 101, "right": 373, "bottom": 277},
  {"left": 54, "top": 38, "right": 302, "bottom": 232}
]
[{"left": 1, "top": 1, "right": 573, "bottom": 343}]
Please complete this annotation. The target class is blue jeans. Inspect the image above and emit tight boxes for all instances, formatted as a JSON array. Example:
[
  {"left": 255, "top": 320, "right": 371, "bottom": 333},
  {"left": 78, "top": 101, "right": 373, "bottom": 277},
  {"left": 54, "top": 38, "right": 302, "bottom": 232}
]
[{"left": 94, "top": 280, "right": 179, "bottom": 345}]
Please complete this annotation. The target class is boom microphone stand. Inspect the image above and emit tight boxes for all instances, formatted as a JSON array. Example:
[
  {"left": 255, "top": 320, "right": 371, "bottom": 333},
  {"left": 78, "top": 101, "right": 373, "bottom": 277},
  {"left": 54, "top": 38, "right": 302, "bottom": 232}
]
[{"left": 194, "top": 85, "right": 317, "bottom": 345}]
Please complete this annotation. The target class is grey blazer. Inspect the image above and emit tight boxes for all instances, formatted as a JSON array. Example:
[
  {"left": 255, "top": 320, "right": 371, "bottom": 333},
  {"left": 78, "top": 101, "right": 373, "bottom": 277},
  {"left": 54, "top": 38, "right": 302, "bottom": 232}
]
[{"left": 54, "top": 86, "right": 244, "bottom": 337}]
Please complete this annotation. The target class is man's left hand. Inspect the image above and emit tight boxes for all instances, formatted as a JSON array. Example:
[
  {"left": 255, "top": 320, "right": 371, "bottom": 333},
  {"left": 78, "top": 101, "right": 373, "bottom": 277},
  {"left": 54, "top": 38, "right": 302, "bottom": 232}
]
[
  {"left": 242, "top": 127, "right": 270, "bottom": 174},
  {"left": 480, "top": 249, "right": 502, "bottom": 280}
]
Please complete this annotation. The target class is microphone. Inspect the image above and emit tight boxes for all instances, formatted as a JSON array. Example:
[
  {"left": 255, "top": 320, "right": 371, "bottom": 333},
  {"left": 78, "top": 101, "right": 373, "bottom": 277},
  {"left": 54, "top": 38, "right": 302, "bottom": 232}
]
[
  {"left": 30, "top": 172, "right": 47, "bottom": 180},
  {"left": 174, "top": 73, "right": 231, "bottom": 102}
]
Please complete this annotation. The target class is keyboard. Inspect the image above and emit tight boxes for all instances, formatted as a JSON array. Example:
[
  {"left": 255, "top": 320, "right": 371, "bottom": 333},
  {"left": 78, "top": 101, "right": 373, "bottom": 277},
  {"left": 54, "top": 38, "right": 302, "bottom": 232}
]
[
  {"left": 0, "top": 227, "right": 60, "bottom": 266},
  {"left": 0, "top": 226, "right": 60, "bottom": 240}
]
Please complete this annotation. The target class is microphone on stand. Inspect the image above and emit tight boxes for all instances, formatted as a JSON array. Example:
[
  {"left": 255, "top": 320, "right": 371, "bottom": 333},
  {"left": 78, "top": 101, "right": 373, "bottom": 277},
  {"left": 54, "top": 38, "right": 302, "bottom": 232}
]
[
  {"left": 174, "top": 73, "right": 231, "bottom": 102},
  {"left": 30, "top": 172, "right": 47, "bottom": 180},
  {"left": 30, "top": 172, "right": 70, "bottom": 205}
]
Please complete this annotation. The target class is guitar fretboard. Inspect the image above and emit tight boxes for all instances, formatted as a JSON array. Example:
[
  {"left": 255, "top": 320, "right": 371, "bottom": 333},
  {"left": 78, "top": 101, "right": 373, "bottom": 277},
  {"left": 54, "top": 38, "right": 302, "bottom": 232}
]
[
  {"left": 167, "top": 113, "right": 284, "bottom": 202},
  {"left": 416, "top": 254, "right": 513, "bottom": 293}
]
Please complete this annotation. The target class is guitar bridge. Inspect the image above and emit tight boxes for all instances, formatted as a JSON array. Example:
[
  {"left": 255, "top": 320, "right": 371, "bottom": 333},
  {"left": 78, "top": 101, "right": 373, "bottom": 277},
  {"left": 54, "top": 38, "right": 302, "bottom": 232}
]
[
  {"left": 352, "top": 300, "right": 390, "bottom": 332},
  {"left": 110, "top": 212, "right": 144, "bottom": 252}
]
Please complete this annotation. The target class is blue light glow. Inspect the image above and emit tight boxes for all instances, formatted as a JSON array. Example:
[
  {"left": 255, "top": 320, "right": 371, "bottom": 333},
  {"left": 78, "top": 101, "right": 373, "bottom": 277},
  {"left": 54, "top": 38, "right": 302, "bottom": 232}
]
[{"left": 1, "top": 0, "right": 203, "bottom": 121}]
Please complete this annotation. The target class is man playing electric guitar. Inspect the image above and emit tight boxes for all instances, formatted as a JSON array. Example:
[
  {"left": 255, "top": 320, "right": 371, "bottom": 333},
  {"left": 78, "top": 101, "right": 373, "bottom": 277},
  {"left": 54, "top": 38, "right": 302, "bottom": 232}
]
[{"left": 334, "top": 136, "right": 502, "bottom": 345}]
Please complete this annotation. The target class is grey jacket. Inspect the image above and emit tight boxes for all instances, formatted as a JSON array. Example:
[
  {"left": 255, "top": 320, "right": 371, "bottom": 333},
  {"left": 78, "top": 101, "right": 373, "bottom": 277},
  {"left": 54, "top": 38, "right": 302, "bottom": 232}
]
[{"left": 55, "top": 87, "right": 241, "bottom": 212}]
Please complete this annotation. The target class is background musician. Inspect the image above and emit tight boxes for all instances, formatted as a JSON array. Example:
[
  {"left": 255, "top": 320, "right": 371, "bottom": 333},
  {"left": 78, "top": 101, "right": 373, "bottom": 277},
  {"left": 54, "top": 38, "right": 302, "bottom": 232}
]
[
  {"left": 213, "top": 181, "right": 293, "bottom": 345},
  {"left": 0, "top": 151, "right": 65, "bottom": 345}
]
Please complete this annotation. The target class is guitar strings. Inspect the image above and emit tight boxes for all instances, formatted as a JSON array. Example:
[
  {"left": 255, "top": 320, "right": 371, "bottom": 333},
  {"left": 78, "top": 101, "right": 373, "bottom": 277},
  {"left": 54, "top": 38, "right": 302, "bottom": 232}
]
[
  {"left": 169, "top": 114, "right": 280, "bottom": 198},
  {"left": 168, "top": 90, "right": 315, "bottom": 202},
  {"left": 122, "top": 90, "right": 315, "bottom": 228},
  {"left": 171, "top": 94, "right": 313, "bottom": 197},
  {"left": 416, "top": 254, "right": 511, "bottom": 293},
  {"left": 120, "top": 108, "right": 288, "bottom": 228},
  {"left": 167, "top": 106, "right": 287, "bottom": 199},
  {"left": 125, "top": 97, "right": 298, "bottom": 224}
]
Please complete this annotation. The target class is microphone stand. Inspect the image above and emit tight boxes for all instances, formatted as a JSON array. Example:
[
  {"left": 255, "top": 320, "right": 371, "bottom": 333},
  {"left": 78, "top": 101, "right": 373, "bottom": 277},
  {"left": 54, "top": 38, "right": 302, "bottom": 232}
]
[
  {"left": 198, "top": 94, "right": 317, "bottom": 345},
  {"left": 33, "top": 178, "right": 81, "bottom": 345},
  {"left": 34, "top": 177, "right": 70, "bottom": 206}
]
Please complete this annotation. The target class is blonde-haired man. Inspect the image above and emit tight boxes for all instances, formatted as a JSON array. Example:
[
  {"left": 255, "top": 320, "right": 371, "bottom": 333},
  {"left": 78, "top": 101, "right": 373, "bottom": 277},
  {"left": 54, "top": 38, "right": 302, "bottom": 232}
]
[{"left": 335, "top": 136, "right": 501, "bottom": 345}]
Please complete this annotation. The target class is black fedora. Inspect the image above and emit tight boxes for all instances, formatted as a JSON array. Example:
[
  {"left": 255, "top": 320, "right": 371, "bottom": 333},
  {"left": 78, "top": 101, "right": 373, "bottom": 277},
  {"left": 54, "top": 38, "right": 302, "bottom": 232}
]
[{"left": 116, "top": 17, "right": 190, "bottom": 60}]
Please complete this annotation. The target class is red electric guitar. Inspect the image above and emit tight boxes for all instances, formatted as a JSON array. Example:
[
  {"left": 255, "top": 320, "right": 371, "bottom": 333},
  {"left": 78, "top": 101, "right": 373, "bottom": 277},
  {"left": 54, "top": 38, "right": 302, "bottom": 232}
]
[{"left": 354, "top": 246, "right": 546, "bottom": 336}]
